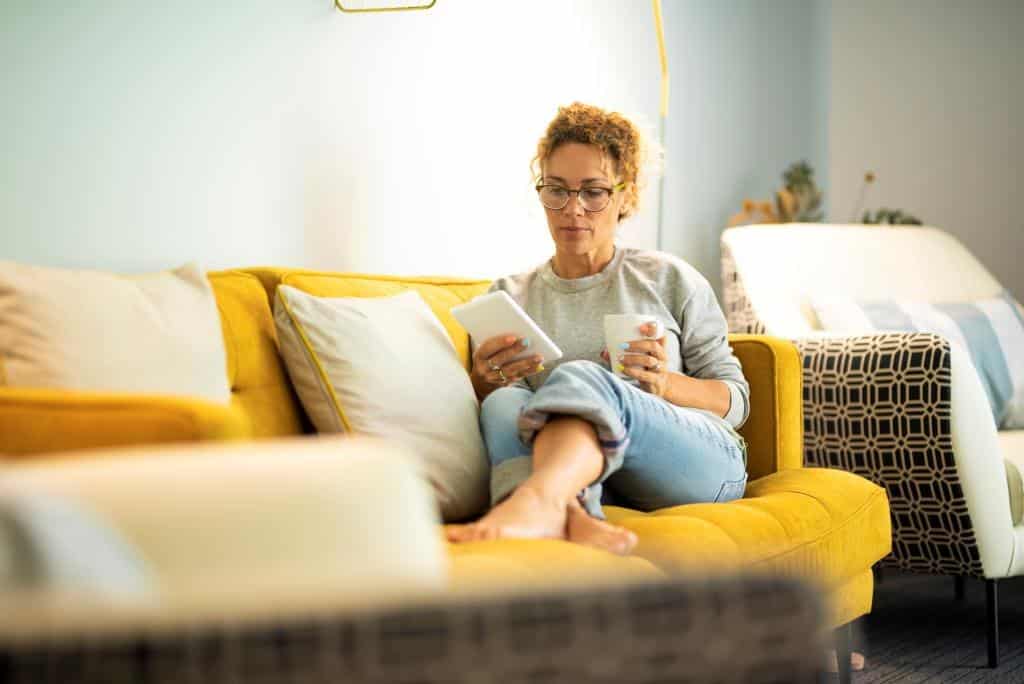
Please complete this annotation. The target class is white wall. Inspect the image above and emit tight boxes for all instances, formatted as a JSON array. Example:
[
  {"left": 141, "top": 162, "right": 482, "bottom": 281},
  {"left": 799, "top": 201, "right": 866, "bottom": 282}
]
[
  {"left": 1, "top": 0, "right": 826, "bottom": 287},
  {"left": 829, "top": 0, "right": 1024, "bottom": 298},
  {"left": 0, "top": 0, "right": 658, "bottom": 277}
]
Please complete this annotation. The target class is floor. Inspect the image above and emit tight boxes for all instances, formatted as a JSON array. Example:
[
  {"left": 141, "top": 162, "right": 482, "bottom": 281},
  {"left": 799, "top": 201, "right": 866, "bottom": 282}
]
[{"left": 833, "top": 572, "right": 1024, "bottom": 683}]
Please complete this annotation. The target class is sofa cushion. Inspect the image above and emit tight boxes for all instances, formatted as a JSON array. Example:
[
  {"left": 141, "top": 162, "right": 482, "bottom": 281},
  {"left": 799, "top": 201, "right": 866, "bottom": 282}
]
[
  {"left": 0, "top": 261, "right": 230, "bottom": 403},
  {"left": 442, "top": 468, "right": 887, "bottom": 612},
  {"left": 446, "top": 538, "right": 664, "bottom": 592},
  {"left": 604, "top": 467, "right": 891, "bottom": 588},
  {"left": 273, "top": 286, "right": 489, "bottom": 522},
  {"left": 441, "top": 468, "right": 888, "bottom": 629}
]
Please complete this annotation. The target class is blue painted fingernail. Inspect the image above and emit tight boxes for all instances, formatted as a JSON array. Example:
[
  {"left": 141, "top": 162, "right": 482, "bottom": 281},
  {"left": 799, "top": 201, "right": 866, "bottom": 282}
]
[
  {"left": 619, "top": 342, "right": 629, "bottom": 350},
  {"left": 522, "top": 338, "right": 531, "bottom": 348}
]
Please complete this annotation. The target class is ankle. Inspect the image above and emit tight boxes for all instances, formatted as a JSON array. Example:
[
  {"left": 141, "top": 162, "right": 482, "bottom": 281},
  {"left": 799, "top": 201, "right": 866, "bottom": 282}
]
[
  {"left": 566, "top": 495, "right": 590, "bottom": 514},
  {"left": 514, "top": 483, "right": 571, "bottom": 513}
]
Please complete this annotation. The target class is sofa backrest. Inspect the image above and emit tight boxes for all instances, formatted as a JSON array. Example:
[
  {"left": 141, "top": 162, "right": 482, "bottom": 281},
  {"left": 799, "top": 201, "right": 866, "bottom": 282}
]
[
  {"left": 210, "top": 267, "right": 796, "bottom": 480},
  {"left": 208, "top": 271, "right": 308, "bottom": 438},
  {"left": 722, "top": 224, "right": 1004, "bottom": 336}
]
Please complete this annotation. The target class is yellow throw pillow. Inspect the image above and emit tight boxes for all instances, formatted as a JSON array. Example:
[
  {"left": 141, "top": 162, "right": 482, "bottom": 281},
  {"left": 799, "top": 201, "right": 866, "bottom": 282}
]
[
  {"left": 0, "top": 261, "right": 230, "bottom": 403},
  {"left": 273, "top": 285, "right": 489, "bottom": 522}
]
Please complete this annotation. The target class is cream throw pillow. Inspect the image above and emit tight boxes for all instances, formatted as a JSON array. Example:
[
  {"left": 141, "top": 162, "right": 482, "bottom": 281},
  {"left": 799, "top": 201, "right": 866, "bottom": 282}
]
[
  {"left": 273, "top": 285, "right": 488, "bottom": 522},
  {"left": 0, "top": 261, "right": 230, "bottom": 403}
]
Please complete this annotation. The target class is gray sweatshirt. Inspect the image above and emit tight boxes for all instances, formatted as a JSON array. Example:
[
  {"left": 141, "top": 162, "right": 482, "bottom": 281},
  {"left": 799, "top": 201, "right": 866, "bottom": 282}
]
[{"left": 487, "top": 246, "right": 750, "bottom": 429}]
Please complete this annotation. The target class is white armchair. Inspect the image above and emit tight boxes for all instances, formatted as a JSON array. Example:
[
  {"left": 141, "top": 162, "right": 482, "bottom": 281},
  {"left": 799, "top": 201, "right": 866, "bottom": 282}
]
[{"left": 721, "top": 224, "right": 1024, "bottom": 668}]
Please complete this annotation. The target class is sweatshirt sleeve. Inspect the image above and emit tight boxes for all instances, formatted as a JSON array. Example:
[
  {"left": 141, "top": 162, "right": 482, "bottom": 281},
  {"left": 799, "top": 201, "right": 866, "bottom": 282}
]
[{"left": 678, "top": 279, "right": 751, "bottom": 429}]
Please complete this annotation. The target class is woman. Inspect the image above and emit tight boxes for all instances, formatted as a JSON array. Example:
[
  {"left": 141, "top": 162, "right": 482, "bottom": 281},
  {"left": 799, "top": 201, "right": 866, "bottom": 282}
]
[{"left": 446, "top": 102, "right": 749, "bottom": 556}]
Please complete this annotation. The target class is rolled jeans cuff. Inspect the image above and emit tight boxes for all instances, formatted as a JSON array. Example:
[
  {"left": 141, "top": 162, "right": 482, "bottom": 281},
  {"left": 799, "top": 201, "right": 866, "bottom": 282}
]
[{"left": 517, "top": 406, "right": 628, "bottom": 482}]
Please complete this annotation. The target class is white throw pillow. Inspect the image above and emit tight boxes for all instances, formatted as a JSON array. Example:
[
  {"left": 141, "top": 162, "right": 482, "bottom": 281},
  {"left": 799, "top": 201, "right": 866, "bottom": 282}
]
[
  {"left": 273, "top": 285, "right": 488, "bottom": 522},
  {"left": 808, "top": 292, "right": 1024, "bottom": 429},
  {"left": 0, "top": 261, "right": 230, "bottom": 403}
]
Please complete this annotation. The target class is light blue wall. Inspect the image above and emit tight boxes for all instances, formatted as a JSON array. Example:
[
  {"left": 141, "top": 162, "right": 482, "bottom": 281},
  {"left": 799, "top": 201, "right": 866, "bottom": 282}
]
[
  {"left": 1, "top": 0, "right": 828, "bottom": 289},
  {"left": 1, "top": 0, "right": 317, "bottom": 272},
  {"left": 659, "top": 0, "right": 829, "bottom": 290}
]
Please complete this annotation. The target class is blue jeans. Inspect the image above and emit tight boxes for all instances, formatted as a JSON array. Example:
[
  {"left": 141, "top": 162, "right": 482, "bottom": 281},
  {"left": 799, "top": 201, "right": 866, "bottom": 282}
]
[{"left": 480, "top": 360, "right": 748, "bottom": 519}]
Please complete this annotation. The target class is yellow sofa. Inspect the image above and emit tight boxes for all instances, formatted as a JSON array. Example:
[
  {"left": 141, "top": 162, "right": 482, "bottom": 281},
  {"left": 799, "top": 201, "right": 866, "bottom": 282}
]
[{"left": 0, "top": 267, "right": 891, "bottom": 629}]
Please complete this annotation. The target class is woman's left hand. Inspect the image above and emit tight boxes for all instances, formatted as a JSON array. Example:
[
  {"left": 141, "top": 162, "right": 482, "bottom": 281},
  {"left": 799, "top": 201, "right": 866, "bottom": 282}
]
[{"left": 604, "top": 322, "right": 671, "bottom": 398}]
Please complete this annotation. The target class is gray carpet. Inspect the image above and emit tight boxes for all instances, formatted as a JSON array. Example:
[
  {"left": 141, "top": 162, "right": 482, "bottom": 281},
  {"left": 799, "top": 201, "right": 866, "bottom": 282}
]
[{"left": 837, "top": 572, "right": 1024, "bottom": 683}]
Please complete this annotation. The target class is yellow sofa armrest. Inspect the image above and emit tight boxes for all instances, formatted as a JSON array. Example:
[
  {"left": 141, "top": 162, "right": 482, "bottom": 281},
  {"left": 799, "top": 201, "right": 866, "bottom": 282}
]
[
  {"left": 729, "top": 335, "right": 803, "bottom": 480},
  {"left": 0, "top": 388, "right": 250, "bottom": 459}
]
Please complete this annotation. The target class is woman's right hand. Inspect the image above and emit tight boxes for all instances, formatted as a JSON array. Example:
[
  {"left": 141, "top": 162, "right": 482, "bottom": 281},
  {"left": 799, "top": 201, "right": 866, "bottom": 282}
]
[{"left": 471, "top": 334, "right": 544, "bottom": 396}]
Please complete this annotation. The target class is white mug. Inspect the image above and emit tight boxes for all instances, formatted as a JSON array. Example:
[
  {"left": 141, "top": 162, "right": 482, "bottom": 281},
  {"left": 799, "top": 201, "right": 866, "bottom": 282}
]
[{"left": 603, "top": 314, "right": 664, "bottom": 378}]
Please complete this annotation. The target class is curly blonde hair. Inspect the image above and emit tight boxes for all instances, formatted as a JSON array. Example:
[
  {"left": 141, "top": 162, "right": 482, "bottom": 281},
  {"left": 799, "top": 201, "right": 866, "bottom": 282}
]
[{"left": 531, "top": 102, "right": 647, "bottom": 221}]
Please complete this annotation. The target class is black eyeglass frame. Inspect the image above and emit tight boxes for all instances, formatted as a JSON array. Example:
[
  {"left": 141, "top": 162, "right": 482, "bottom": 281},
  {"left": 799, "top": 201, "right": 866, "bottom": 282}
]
[{"left": 534, "top": 181, "right": 627, "bottom": 213}]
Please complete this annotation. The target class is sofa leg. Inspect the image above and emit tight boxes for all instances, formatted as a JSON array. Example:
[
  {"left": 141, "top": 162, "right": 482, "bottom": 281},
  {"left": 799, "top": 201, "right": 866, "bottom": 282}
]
[
  {"left": 835, "top": 622, "right": 853, "bottom": 684},
  {"left": 955, "top": 575, "right": 966, "bottom": 601},
  {"left": 987, "top": 579, "right": 999, "bottom": 668}
]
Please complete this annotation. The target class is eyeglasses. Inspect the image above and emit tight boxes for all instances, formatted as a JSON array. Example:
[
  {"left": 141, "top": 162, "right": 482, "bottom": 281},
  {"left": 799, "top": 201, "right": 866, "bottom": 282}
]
[{"left": 535, "top": 181, "right": 626, "bottom": 213}]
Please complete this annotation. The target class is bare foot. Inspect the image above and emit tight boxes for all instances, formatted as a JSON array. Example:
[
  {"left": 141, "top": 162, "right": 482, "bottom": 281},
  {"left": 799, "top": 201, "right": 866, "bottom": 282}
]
[
  {"left": 826, "top": 650, "right": 865, "bottom": 673},
  {"left": 565, "top": 499, "right": 638, "bottom": 556},
  {"left": 445, "top": 486, "right": 567, "bottom": 544}
]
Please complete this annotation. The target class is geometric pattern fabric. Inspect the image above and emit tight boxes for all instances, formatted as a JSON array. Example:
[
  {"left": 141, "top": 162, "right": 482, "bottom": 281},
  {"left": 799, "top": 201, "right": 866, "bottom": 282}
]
[{"left": 796, "top": 333, "right": 984, "bottom": 577}]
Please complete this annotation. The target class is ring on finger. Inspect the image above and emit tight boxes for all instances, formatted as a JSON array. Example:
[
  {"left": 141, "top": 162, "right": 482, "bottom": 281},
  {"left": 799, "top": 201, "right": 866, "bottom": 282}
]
[
  {"left": 488, "top": 360, "right": 501, "bottom": 372},
  {"left": 497, "top": 368, "right": 508, "bottom": 384}
]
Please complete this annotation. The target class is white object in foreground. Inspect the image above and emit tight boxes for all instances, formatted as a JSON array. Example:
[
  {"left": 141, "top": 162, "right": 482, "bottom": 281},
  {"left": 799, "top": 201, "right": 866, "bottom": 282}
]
[{"left": 0, "top": 435, "right": 446, "bottom": 637}]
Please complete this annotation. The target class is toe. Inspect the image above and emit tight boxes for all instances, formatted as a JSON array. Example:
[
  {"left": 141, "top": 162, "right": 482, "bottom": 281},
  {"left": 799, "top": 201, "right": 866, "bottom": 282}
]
[
  {"left": 610, "top": 528, "right": 638, "bottom": 556},
  {"left": 445, "top": 524, "right": 475, "bottom": 544},
  {"left": 446, "top": 522, "right": 500, "bottom": 544},
  {"left": 620, "top": 529, "right": 639, "bottom": 554}
]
